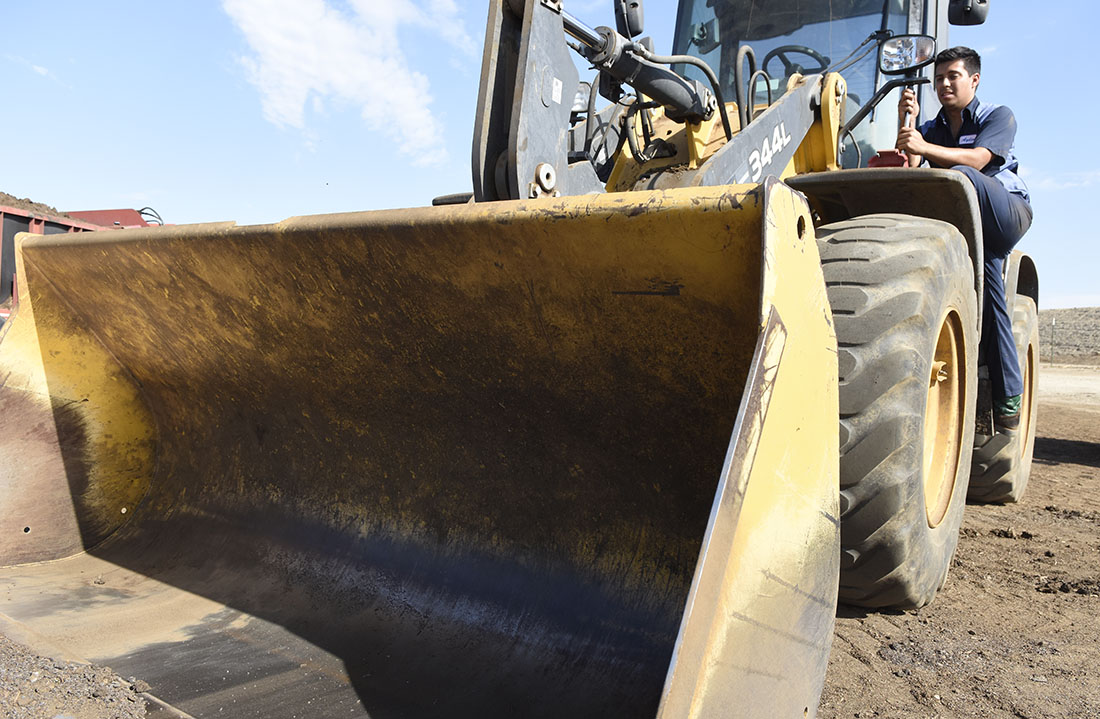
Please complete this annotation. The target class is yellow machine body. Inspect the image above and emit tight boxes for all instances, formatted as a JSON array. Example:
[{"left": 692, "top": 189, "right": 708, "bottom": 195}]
[{"left": 0, "top": 183, "right": 837, "bottom": 716}]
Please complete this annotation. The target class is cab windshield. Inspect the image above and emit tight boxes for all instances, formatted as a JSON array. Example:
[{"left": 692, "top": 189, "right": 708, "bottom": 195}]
[{"left": 672, "top": 0, "right": 912, "bottom": 165}]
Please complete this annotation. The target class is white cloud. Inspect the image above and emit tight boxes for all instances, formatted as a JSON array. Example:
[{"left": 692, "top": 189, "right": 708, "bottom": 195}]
[
  {"left": 421, "top": 0, "right": 480, "bottom": 56},
  {"left": 1023, "top": 169, "right": 1100, "bottom": 191},
  {"left": 4, "top": 54, "right": 62, "bottom": 84},
  {"left": 222, "top": 0, "right": 476, "bottom": 166}
]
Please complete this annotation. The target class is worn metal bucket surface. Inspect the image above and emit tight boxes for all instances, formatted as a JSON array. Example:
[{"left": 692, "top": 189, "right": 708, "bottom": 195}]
[{"left": 0, "top": 183, "right": 838, "bottom": 718}]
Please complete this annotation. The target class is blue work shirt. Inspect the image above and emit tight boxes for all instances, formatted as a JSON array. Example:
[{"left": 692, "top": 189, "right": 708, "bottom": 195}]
[{"left": 918, "top": 96, "right": 1030, "bottom": 204}]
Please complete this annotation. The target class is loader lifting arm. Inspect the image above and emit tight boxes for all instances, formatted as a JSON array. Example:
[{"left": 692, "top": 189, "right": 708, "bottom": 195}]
[{"left": 472, "top": 0, "right": 836, "bottom": 201}]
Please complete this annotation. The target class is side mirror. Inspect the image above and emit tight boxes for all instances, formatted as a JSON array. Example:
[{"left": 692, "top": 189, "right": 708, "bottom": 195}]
[
  {"left": 879, "top": 34, "right": 936, "bottom": 75},
  {"left": 948, "top": 0, "right": 990, "bottom": 26},
  {"left": 614, "top": 0, "right": 644, "bottom": 39}
]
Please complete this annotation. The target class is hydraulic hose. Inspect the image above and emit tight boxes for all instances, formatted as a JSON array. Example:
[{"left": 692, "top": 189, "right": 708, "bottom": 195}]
[
  {"left": 627, "top": 46, "right": 733, "bottom": 141},
  {"left": 564, "top": 11, "right": 723, "bottom": 133},
  {"left": 734, "top": 45, "right": 757, "bottom": 132}
]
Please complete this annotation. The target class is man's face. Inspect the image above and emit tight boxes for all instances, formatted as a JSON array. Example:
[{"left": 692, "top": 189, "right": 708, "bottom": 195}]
[{"left": 934, "top": 59, "right": 980, "bottom": 111}]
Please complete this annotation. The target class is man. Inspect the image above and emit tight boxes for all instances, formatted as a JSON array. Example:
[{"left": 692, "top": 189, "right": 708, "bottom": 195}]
[{"left": 896, "top": 46, "right": 1032, "bottom": 432}]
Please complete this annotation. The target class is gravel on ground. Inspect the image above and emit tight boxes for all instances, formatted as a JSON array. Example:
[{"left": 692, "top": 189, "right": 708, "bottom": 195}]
[{"left": 0, "top": 630, "right": 148, "bottom": 719}]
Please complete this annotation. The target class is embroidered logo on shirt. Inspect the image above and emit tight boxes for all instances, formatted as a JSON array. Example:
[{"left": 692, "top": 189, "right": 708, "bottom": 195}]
[{"left": 958, "top": 134, "right": 977, "bottom": 145}]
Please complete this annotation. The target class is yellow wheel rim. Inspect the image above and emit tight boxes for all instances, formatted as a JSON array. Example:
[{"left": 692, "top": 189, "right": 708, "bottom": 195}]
[
  {"left": 923, "top": 309, "right": 965, "bottom": 527},
  {"left": 1020, "top": 341, "right": 1035, "bottom": 458}
]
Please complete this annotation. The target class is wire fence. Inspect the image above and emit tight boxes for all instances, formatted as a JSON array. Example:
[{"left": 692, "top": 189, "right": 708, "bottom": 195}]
[{"left": 1038, "top": 310, "right": 1100, "bottom": 363}]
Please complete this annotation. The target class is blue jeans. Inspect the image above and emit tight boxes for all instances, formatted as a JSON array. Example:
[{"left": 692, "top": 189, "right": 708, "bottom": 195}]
[{"left": 952, "top": 165, "right": 1033, "bottom": 402}]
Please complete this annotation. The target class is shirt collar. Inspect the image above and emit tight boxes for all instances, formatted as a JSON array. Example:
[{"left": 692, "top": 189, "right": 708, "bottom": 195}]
[{"left": 936, "top": 95, "right": 982, "bottom": 126}]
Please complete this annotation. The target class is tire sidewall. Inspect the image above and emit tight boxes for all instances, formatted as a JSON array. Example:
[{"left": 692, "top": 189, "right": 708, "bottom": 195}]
[
  {"left": 1012, "top": 296, "right": 1040, "bottom": 498},
  {"left": 819, "top": 214, "right": 978, "bottom": 608},
  {"left": 919, "top": 251, "right": 978, "bottom": 593}
]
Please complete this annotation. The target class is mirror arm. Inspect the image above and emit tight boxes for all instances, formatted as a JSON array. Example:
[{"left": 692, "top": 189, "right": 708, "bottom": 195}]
[{"left": 836, "top": 76, "right": 930, "bottom": 162}]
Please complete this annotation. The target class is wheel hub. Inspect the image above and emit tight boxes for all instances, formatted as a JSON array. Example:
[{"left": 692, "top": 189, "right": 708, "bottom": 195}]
[{"left": 923, "top": 311, "right": 965, "bottom": 527}]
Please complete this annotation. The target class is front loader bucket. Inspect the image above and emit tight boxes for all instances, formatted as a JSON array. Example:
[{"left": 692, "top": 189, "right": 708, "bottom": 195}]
[{"left": 0, "top": 181, "right": 838, "bottom": 718}]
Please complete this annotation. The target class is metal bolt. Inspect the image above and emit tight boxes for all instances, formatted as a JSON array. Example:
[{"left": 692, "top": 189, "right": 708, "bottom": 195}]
[
  {"left": 534, "top": 163, "right": 557, "bottom": 192},
  {"left": 931, "top": 360, "right": 949, "bottom": 385}
]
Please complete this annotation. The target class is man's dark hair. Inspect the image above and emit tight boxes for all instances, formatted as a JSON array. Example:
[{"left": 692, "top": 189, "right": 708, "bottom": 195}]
[{"left": 935, "top": 46, "right": 981, "bottom": 75}]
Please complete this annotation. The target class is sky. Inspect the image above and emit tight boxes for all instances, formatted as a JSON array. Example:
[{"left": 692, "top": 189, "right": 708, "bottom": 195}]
[{"left": 2, "top": 0, "right": 1097, "bottom": 308}]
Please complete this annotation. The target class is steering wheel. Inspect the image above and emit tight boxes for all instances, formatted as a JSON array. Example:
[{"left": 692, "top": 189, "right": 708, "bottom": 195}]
[{"left": 762, "top": 45, "right": 830, "bottom": 78}]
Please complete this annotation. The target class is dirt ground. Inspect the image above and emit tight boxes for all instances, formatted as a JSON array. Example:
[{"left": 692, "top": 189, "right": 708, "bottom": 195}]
[
  {"left": 820, "top": 363, "right": 1100, "bottom": 719},
  {"left": 1, "top": 365, "right": 1096, "bottom": 718},
  {"left": 0, "top": 634, "right": 148, "bottom": 719}
]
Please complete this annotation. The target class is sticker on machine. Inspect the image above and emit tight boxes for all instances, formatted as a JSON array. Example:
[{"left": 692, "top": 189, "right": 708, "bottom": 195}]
[{"left": 735, "top": 122, "right": 794, "bottom": 183}]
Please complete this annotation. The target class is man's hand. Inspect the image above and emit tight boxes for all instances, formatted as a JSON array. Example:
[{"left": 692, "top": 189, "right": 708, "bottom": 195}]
[
  {"left": 898, "top": 88, "right": 919, "bottom": 125},
  {"left": 896, "top": 126, "right": 928, "bottom": 157},
  {"left": 896, "top": 89, "right": 925, "bottom": 166},
  {"left": 892, "top": 87, "right": 994, "bottom": 170}
]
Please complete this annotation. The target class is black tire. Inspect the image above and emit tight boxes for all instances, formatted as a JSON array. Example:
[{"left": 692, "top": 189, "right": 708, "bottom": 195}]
[
  {"left": 968, "top": 295, "right": 1039, "bottom": 503},
  {"left": 818, "top": 214, "right": 978, "bottom": 609}
]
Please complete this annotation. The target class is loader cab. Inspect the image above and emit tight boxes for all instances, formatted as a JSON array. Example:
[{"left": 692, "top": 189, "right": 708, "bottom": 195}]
[{"left": 671, "top": 0, "right": 948, "bottom": 167}]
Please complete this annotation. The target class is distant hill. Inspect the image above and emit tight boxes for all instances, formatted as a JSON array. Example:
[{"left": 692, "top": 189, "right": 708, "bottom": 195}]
[{"left": 1039, "top": 307, "right": 1100, "bottom": 365}]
